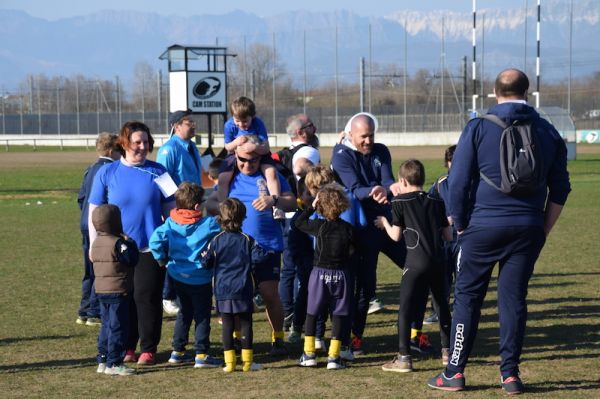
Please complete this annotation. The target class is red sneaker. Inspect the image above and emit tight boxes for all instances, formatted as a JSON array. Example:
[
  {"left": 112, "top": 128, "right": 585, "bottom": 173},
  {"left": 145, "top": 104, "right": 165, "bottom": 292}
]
[
  {"left": 137, "top": 352, "right": 156, "bottom": 365},
  {"left": 351, "top": 336, "right": 364, "bottom": 355},
  {"left": 123, "top": 349, "right": 137, "bottom": 363}
]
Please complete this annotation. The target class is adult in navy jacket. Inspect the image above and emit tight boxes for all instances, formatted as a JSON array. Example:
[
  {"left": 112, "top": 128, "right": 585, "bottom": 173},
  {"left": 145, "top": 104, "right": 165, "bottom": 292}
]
[
  {"left": 331, "top": 113, "right": 406, "bottom": 351},
  {"left": 427, "top": 69, "right": 571, "bottom": 394}
]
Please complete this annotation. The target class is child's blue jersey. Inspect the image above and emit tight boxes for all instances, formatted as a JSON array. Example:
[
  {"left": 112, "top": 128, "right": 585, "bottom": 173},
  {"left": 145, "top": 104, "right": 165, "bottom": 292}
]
[{"left": 224, "top": 116, "right": 268, "bottom": 144}]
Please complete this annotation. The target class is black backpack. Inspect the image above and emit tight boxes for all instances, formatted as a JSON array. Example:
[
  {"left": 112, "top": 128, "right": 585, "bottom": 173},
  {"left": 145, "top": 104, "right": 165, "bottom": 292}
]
[
  {"left": 478, "top": 114, "right": 543, "bottom": 196},
  {"left": 274, "top": 143, "right": 309, "bottom": 196}
]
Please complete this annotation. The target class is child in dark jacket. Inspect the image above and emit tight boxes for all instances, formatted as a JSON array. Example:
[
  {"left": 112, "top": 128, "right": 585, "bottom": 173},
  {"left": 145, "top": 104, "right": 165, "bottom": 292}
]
[
  {"left": 90, "top": 204, "right": 139, "bottom": 376},
  {"left": 202, "top": 198, "right": 271, "bottom": 372},
  {"left": 294, "top": 183, "right": 356, "bottom": 370}
]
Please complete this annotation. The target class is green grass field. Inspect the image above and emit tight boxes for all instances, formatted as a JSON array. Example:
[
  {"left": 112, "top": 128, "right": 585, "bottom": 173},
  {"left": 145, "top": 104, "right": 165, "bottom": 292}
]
[{"left": 0, "top": 147, "right": 599, "bottom": 398}]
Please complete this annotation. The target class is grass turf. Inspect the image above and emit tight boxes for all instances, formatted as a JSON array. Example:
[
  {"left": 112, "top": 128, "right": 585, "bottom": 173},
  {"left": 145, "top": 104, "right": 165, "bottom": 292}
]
[{"left": 0, "top": 147, "right": 598, "bottom": 398}]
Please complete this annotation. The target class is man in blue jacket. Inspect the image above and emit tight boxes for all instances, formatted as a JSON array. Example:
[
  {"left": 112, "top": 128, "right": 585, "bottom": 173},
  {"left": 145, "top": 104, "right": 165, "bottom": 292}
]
[
  {"left": 427, "top": 69, "right": 571, "bottom": 394},
  {"left": 156, "top": 109, "right": 202, "bottom": 315},
  {"left": 331, "top": 113, "right": 406, "bottom": 354}
]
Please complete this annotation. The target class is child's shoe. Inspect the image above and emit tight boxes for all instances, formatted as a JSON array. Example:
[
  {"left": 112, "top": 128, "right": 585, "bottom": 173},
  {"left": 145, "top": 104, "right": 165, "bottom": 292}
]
[
  {"left": 194, "top": 354, "right": 222, "bottom": 368},
  {"left": 76, "top": 316, "right": 87, "bottom": 325},
  {"left": 340, "top": 346, "right": 355, "bottom": 361},
  {"left": 223, "top": 349, "right": 236, "bottom": 373},
  {"left": 315, "top": 337, "right": 328, "bottom": 352},
  {"left": 287, "top": 330, "right": 301, "bottom": 344},
  {"left": 382, "top": 354, "right": 413, "bottom": 373},
  {"left": 410, "top": 333, "right": 436, "bottom": 356},
  {"left": 137, "top": 352, "right": 156, "bottom": 366},
  {"left": 104, "top": 364, "right": 135, "bottom": 376},
  {"left": 162, "top": 299, "right": 180, "bottom": 315},
  {"left": 96, "top": 363, "right": 106, "bottom": 373},
  {"left": 168, "top": 351, "right": 193, "bottom": 364},
  {"left": 350, "top": 336, "right": 364, "bottom": 355},
  {"left": 299, "top": 352, "right": 317, "bottom": 367},
  {"left": 85, "top": 317, "right": 101, "bottom": 326},
  {"left": 241, "top": 349, "right": 262, "bottom": 372},
  {"left": 123, "top": 349, "right": 137, "bottom": 363},
  {"left": 270, "top": 338, "right": 288, "bottom": 356},
  {"left": 326, "top": 356, "right": 346, "bottom": 370}
]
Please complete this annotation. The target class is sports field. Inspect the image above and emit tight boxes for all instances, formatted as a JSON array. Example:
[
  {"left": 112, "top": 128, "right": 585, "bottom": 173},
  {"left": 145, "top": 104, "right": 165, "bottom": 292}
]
[{"left": 0, "top": 145, "right": 599, "bottom": 398}]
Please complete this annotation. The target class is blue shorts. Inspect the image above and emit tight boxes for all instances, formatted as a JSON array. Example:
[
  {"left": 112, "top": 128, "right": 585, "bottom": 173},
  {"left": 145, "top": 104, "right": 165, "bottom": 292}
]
[
  {"left": 253, "top": 252, "right": 281, "bottom": 285},
  {"left": 306, "top": 267, "right": 353, "bottom": 316}
]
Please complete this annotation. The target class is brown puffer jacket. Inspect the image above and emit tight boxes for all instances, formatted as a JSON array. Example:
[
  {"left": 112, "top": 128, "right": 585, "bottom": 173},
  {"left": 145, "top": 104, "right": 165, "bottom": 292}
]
[{"left": 91, "top": 204, "right": 136, "bottom": 294}]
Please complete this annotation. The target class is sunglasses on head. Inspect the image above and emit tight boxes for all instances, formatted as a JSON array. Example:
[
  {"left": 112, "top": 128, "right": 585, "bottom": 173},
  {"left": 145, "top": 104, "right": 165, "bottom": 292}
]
[
  {"left": 300, "top": 122, "right": 315, "bottom": 131},
  {"left": 237, "top": 155, "right": 259, "bottom": 164}
]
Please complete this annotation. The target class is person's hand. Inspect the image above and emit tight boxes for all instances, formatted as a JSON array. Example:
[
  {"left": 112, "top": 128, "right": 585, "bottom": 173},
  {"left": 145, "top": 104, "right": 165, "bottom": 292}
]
[
  {"left": 369, "top": 185, "right": 389, "bottom": 204},
  {"left": 252, "top": 195, "right": 274, "bottom": 211},
  {"left": 311, "top": 192, "right": 320, "bottom": 209},
  {"left": 373, "top": 216, "right": 386, "bottom": 230},
  {"left": 239, "top": 141, "right": 258, "bottom": 154},
  {"left": 234, "top": 135, "right": 248, "bottom": 146},
  {"left": 390, "top": 182, "right": 402, "bottom": 196}
]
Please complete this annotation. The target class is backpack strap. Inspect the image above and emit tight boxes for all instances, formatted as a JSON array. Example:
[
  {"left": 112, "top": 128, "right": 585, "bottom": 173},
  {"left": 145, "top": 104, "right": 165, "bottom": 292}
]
[{"left": 476, "top": 114, "right": 507, "bottom": 191}]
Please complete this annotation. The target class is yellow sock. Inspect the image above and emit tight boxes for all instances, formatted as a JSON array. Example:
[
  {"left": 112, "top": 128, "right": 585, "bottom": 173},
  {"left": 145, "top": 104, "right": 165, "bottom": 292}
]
[
  {"left": 196, "top": 353, "right": 207, "bottom": 360},
  {"left": 223, "top": 350, "right": 236, "bottom": 373},
  {"left": 328, "top": 339, "right": 342, "bottom": 359},
  {"left": 272, "top": 330, "right": 284, "bottom": 343},
  {"left": 411, "top": 328, "right": 421, "bottom": 340},
  {"left": 304, "top": 336, "right": 316, "bottom": 356},
  {"left": 241, "top": 349, "right": 253, "bottom": 372},
  {"left": 233, "top": 330, "right": 241, "bottom": 340}
]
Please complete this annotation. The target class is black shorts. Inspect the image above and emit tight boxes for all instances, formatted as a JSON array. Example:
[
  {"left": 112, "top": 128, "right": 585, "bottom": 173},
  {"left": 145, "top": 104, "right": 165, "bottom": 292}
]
[{"left": 253, "top": 252, "right": 281, "bottom": 285}]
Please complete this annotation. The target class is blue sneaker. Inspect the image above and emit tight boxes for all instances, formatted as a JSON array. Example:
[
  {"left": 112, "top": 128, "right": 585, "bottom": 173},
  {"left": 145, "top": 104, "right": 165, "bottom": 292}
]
[
  {"left": 168, "top": 351, "right": 193, "bottom": 364},
  {"left": 299, "top": 352, "right": 317, "bottom": 367},
  {"left": 194, "top": 354, "right": 223, "bottom": 368}
]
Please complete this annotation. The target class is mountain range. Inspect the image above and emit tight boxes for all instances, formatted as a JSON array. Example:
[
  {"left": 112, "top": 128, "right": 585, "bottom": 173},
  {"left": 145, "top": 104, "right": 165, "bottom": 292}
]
[{"left": 1, "top": 0, "right": 598, "bottom": 90}]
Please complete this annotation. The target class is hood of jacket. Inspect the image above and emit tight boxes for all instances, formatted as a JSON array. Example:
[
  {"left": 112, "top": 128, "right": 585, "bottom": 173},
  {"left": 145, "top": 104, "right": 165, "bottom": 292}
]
[{"left": 92, "top": 204, "right": 123, "bottom": 236}]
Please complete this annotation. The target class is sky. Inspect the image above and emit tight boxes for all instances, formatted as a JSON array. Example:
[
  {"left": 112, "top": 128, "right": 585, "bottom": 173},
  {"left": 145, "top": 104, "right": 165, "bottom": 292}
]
[{"left": 1, "top": 0, "right": 531, "bottom": 19}]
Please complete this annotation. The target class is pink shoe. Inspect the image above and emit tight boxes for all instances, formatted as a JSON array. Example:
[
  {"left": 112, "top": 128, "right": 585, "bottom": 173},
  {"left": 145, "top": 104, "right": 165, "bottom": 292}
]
[
  {"left": 137, "top": 352, "right": 156, "bottom": 365},
  {"left": 123, "top": 349, "right": 137, "bottom": 363}
]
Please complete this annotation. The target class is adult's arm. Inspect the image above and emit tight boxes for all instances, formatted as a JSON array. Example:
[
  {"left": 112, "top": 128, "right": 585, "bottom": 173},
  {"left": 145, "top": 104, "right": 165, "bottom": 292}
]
[
  {"left": 543, "top": 201, "right": 564, "bottom": 238},
  {"left": 252, "top": 191, "right": 296, "bottom": 212},
  {"left": 448, "top": 121, "right": 479, "bottom": 232},
  {"left": 205, "top": 190, "right": 221, "bottom": 216}
]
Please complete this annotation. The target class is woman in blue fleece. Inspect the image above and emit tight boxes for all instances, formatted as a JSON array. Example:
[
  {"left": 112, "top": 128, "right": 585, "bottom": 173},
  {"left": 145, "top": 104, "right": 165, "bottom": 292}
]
[{"left": 149, "top": 182, "right": 222, "bottom": 368}]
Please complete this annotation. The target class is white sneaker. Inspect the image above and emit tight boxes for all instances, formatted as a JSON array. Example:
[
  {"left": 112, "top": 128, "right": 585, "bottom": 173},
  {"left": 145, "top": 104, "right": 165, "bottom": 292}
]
[
  {"left": 163, "top": 299, "right": 180, "bottom": 315},
  {"left": 340, "top": 347, "right": 355, "bottom": 361},
  {"left": 315, "top": 338, "right": 328, "bottom": 352},
  {"left": 273, "top": 207, "right": 286, "bottom": 220},
  {"left": 367, "top": 298, "right": 384, "bottom": 314},
  {"left": 96, "top": 363, "right": 106, "bottom": 373},
  {"left": 104, "top": 364, "right": 135, "bottom": 376}
]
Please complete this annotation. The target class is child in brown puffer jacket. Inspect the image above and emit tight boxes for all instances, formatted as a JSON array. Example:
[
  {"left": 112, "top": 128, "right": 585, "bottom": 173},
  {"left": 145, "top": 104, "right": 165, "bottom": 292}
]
[{"left": 90, "top": 204, "right": 138, "bottom": 376}]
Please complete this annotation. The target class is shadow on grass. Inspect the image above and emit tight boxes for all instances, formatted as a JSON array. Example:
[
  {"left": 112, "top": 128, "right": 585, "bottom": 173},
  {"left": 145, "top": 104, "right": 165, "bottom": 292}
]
[
  {"left": 0, "top": 357, "right": 96, "bottom": 373},
  {"left": 0, "top": 334, "right": 81, "bottom": 345}
]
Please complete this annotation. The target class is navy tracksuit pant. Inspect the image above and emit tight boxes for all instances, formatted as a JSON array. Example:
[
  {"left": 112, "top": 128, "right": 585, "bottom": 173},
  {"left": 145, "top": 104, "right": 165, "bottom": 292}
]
[{"left": 446, "top": 225, "right": 545, "bottom": 379}]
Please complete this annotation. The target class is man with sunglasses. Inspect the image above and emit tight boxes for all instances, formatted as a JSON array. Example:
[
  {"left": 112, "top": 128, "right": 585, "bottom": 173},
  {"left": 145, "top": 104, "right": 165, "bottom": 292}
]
[
  {"left": 156, "top": 109, "right": 202, "bottom": 316},
  {"left": 205, "top": 135, "right": 297, "bottom": 355}
]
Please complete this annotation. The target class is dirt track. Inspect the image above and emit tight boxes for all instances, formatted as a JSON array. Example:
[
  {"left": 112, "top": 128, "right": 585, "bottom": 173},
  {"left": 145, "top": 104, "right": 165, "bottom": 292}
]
[{"left": 1, "top": 144, "right": 597, "bottom": 169}]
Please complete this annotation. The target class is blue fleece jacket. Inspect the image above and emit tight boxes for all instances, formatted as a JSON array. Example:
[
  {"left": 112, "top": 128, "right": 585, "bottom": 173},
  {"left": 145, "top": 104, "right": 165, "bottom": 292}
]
[
  {"left": 331, "top": 142, "right": 395, "bottom": 221},
  {"left": 149, "top": 214, "right": 220, "bottom": 285},
  {"left": 449, "top": 102, "right": 571, "bottom": 231}
]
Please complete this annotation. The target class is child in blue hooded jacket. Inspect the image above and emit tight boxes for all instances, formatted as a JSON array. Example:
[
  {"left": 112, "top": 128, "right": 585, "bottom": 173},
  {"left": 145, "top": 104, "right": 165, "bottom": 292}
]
[{"left": 149, "top": 182, "right": 221, "bottom": 368}]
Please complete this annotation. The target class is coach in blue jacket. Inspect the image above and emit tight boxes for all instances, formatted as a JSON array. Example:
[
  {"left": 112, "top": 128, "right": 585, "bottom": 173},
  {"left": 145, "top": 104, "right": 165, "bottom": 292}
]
[
  {"left": 331, "top": 113, "right": 406, "bottom": 353},
  {"left": 427, "top": 69, "right": 571, "bottom": 394}
]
